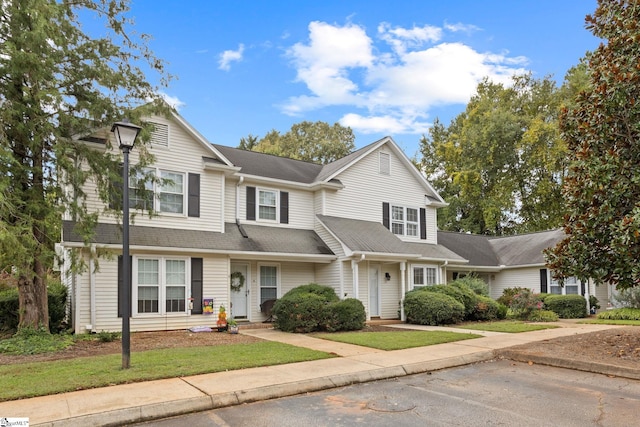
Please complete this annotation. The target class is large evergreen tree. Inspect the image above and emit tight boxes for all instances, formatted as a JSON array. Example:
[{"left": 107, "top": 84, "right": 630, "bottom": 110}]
[
  {"left": 0, "top": 0, "right": 170, "bottom": 330},
  {"left": 546, "top": 0, "right": 640, "bottom": 289}
]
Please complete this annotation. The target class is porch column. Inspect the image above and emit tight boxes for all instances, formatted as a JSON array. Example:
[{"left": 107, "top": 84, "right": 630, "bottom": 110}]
[
  {"left": 400, "top": 261, "right": 406, "bottom": 321},
  {"left": 351, "top": 259, "right": 359, "bottom": 299}
]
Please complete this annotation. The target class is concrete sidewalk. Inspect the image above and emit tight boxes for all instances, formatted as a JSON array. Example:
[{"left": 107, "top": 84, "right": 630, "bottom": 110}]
[{"left": 0, "top": 322, "right": 630, "bottom": 427}]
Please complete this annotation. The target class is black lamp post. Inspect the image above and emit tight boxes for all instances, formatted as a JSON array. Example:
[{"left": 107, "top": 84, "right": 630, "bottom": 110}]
[{"left": 111, "top": 120, "right": 142, "bottom": 369}]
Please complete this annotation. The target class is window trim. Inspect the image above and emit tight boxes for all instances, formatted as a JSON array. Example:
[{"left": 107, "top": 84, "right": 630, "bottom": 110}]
[
  {"left": 128, "top": 168, "right": 187, "bottom": 216},
  {"left": 132, "top": 255, "right": 191, "bottom": 316},
  {"left": 410, "top": 264, "right": 439, "bottom": 290},
  {"left": 391, "top": 205, "right": 420, "bottom": 237},
  {"left": 549, "top": 275, "right": 580, "bottom": 295},
  {"left": 256, "top": 187, "right": 279, "bottom": 222},
  {"left": 257, "top": 263, "right": 280, "bottom": 306}
]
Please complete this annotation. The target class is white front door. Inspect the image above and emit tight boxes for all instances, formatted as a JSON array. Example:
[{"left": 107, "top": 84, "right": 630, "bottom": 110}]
[
  {"left": 230, "top": 263, "right": 249, "bottom": 319},
  {"left": 369, "top": 265, "right": 380, "bottom": 317}
]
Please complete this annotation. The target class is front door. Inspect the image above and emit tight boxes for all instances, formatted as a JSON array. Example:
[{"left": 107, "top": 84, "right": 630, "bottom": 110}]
[
  {"left": 230, "top": 263, "right": 249, "bottom": 319},
  {"left": 369, "top": 265, "right": 380, "bottom": 317}
]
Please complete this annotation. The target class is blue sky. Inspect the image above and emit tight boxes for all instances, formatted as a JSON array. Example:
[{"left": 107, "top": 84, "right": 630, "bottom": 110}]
[{"left": 124, "top": 0, "right": 599, "bottom": 157}]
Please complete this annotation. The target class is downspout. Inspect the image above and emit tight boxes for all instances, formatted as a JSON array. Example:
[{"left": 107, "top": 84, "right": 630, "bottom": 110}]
[
  {"left": 89, "top": 245, "right": 97, "bottom": 333},
  {"left": 400, "top": 261, "right": 406, "bottom": 321},
  {"left": 235, "top": 176, "right": 244, "bottom": 223}
]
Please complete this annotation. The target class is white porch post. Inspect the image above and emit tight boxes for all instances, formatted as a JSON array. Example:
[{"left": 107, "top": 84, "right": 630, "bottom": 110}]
[
  {"left": 351, "top": 259, "right": 359, "bottom": 299},
  {"left": 400, "top": 261, "right": 406, "bottom": 321}
]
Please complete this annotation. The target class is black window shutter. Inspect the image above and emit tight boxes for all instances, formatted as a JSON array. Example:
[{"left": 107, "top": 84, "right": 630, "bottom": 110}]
[
  {"left": 246, "top": 186, "right": 256, "bottom": 220},
  {"left": 191, "top": 258, "right": 203, "bottom": 314},
  {"left": 420, "top": 208, "right": 427, "bottom": 240},
  {"left": 382, "top": 202, "right": 390, "bottom": 229},
  {"left": 280, "top": 191, "right": 289, "bottom": 224},
  {"left": 110, "top": 163, "right": 124, "bottom": 210},
  {"left": 540, "top": 269, "right": 548, "bottom": 293},
  {"left": 581, "top": 280, "right": 586, "bottom": 296},
  {"left": 117, "top": 255, "right": 132, "bottom": 318},
  {"left": 188, "top": 173, "right": 200, "bottom": 217}
]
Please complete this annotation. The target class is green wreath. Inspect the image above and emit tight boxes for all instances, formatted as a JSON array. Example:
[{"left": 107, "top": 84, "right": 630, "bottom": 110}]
[{"left": 230, "top": 271, "right": 245, "bottom": 292}]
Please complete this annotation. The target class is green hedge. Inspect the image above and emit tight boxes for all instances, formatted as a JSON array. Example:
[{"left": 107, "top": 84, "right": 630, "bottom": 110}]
[
  {"left": 0, "top": 281, "right": 68, "bottom": 334},
  {"left": 272, "top": 284, "right": 365, "bottom": 333},
  {"left": 325, "top": 298, "right": 366, "bottom": 332},
  {"left": 528, "top": 309, "right": 559, "bottom": 322},
  {"left": 404, "top": 291, "right": 465, "bottom": 325},
  {"left": 544, "top": 294, "right": 587, "bottom": 319},
  {"left": 470, "top": 295, "right": 505, "bottom": 321},
  {"left": 419, "top": 284, "right": 478, "bottom": 318}
]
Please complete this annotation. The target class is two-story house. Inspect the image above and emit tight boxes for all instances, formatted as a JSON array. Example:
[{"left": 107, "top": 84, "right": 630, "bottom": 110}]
[
  {"left": 59, "top": 110, "right": 611, "bottom": 334},
  {"left": 59, "top": 110, "right": 466, "bottom": 333}
]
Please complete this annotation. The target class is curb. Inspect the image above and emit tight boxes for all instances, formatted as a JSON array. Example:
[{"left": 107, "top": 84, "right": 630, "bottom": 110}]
[
  {"left": 498, "top": 349, "right": 640, "bottom": 381},
  {"left": 37, "top": 352, "right": 499, "bottom": 427}
]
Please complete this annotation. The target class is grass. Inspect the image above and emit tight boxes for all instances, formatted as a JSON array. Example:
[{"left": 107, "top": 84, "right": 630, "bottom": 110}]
[
  {"left": 313, "top": 330, "right": 481, "bottom": 351},
  {"left": 0, "top": 342, "right": 333, "bottom": 402},
  {"left": 454, "top": 320, "right": 558, "bottom": 333},
  {"left": 579, "top": 319, "right": 640, "bottom": 326}
]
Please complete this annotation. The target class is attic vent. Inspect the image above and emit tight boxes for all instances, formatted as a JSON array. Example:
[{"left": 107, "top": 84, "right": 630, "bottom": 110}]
[
  {"left": 379, "top": 152, "right": 390, "bottom": 175},
  {"left": 149, "top": 122, "right": 169, "bottom": 147}
]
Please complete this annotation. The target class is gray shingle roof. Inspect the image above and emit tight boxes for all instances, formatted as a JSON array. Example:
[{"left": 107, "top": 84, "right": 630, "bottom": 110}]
[
  {"left": 437, "top": 229, "right": 564, "bottom": 267},
  {"left": 62, "top": 221, "right": 334, "bottom": 256},
  {"left": 213, "top": 144, "right": 323, "bottom": 184},
  {"left": 317, "top": 215, "right": 466, "bottom": 262}
]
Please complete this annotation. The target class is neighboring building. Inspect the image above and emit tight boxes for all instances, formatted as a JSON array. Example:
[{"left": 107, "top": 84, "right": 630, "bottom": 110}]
[
  {"left": 438, "top": 229, "right": 611, "bottom": 309},
  {"left": 59, "top": 111, "right": 607, "bottom": 333}
]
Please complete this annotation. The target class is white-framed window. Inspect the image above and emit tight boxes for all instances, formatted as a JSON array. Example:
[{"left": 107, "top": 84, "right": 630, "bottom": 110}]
[
  {"left": 550, "top": 275, "right": 579, "bottom": 295},
  {"left": 379, "top": 152, "right": 390, "bottom": 175},
  {"left": 412, "top": 265, "right": 438, "bottom": 289},
  {"left": 258, "top": 188, "right": 278, "bottom": 221},
  {"left": 392, "top": 205, "right": 419, "bottom": 237},
  {"left": 128, "top": 169, "right": 185, "bottom": 215},
  {"left": 159, "top": 170, "right": 184, "bottom": 214},
  {"left": 134, "top": 256, "right": 189, "bottom": 315},
  {"left": 258, "top": 264, "right": 279, "bottom": 305}
]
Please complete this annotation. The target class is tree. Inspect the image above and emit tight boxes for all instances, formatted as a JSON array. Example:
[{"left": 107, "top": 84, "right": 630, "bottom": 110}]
[
  {"left": 545, "top": 0, "right": 640, "bottom": 290},
  {"left": 240, "top": 121, "right": 355, "bottom": 164},
  {"left": 0, "top": 0, "right": 170, "bottom": 331},
  {"left": 238, "top": 134, "right": 258, "bottom": 151},
  {"left": 419, "top": 73, "right": 576, "bottom": 235}
]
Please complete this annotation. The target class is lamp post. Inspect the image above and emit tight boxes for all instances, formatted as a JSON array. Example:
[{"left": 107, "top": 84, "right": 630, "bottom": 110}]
[{"left": 111, "top": 120, "right": 142, "bottom": 369}]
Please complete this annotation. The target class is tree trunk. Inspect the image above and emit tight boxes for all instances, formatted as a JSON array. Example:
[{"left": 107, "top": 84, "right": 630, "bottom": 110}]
[{"left": 18, "top": 266, "right": 49, "bottom": 331}]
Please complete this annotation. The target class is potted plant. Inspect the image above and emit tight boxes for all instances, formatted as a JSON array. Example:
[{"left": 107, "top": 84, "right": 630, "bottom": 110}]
[
  {"left": 216, "top": 305, "right": 227, "bottom": 332},
  {"left": 227, "top": 318, "right": 239, "bottom": 334}
]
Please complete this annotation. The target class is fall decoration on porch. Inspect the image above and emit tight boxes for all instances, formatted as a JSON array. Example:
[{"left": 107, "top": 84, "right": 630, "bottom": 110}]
[{"left": 216, "top": 305, "right": 227, "bottom": 331}]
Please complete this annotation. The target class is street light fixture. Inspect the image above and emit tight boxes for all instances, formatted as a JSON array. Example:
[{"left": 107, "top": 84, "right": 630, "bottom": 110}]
[{"left": 111, "top": 120, "right": 142, "bottom": 369}]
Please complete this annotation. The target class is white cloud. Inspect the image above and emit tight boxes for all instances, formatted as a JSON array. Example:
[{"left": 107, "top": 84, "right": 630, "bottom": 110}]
[
  {"left": 444, "top": 22, "right": 481, "bottom": 34},
  {"left": 159, "top": 92, "right": 186, "bottom": 110},
  {"left": 281, "top": 21, "right": 529, "bottom": 135},
  {"left": 218, "top": 44, "right": 245, "bottom": 71}
]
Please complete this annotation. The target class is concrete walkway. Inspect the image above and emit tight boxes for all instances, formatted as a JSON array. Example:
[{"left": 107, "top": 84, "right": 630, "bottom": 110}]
[{"left": 0, "top": 321, "right": 629, "bottom": 427}]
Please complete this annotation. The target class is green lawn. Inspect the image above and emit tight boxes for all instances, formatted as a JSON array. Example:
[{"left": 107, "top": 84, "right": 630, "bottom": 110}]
[
  {"left": 579, "top": 319, "right": 640, "bottom": 326},
  {"left": 313, "top": 330, "right": 481, "bottom": 351},
  {"left": 0, "top": 342, "right": 333, "bottom": 402},
  {"left": 454, "top": 321, "right": 558, "bottom": 333}
]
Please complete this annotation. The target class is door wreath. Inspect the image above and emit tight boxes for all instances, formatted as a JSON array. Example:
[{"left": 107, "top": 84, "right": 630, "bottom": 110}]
[{"left": 230, "top": 271, "right": 245, "bottom": 292}]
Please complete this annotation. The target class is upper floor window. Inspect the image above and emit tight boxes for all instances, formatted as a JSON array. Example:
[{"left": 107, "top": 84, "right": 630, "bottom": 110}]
[
  {"left": 258, "top": 189, "right": 277, "bottom": 220},
  {"left": 391, "top": 205, "right": 419, "bottom": 237},
  {"left": 128, "top": 169, "right": 185, "bottom": 215}
]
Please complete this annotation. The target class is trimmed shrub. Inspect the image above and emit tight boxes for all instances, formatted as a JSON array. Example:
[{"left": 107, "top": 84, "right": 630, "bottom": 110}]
[
  {"left": 496, "top": 302, "right": 508, "bottom": 320},
  {"left": 282, "top": 283, "right": 339, "bottom": 303},
  {"left": 455, "top": 276, "right": 489, "bottom": 297},
  {"left": 528, "top": 309, "right": 559, "bottom": 322},
  {"left": 420, "top": 284, "right": 478, "bottom": 319},
  {"left": 544, "top": 294, "right": 587, "bottom": 319},
  {"left": 48, "top": 280, "right": 68, "bottom": 333},
  {"left": 272, "top": 293, "right": 328, "bottom": 333},
  {"left": 509, "top": 289, "right": 545, "bottom": 320},
  {"left": 470, "top": 295, "right": 502, "bottom": 321},
  {"left": 497, "top": 287, "right": 529, "bottom": 307},
  {"left": 325, "top": 298, "right": 366, "bottom": 332},
  {"left": 0, "top": 288, "right": 19, "bottom": 335},
  {"left": 404, "top": 291, "right": 465, "bottom": 325},
  {"left": 596, "top": 308, "right": 640, "bottom": 320}
]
